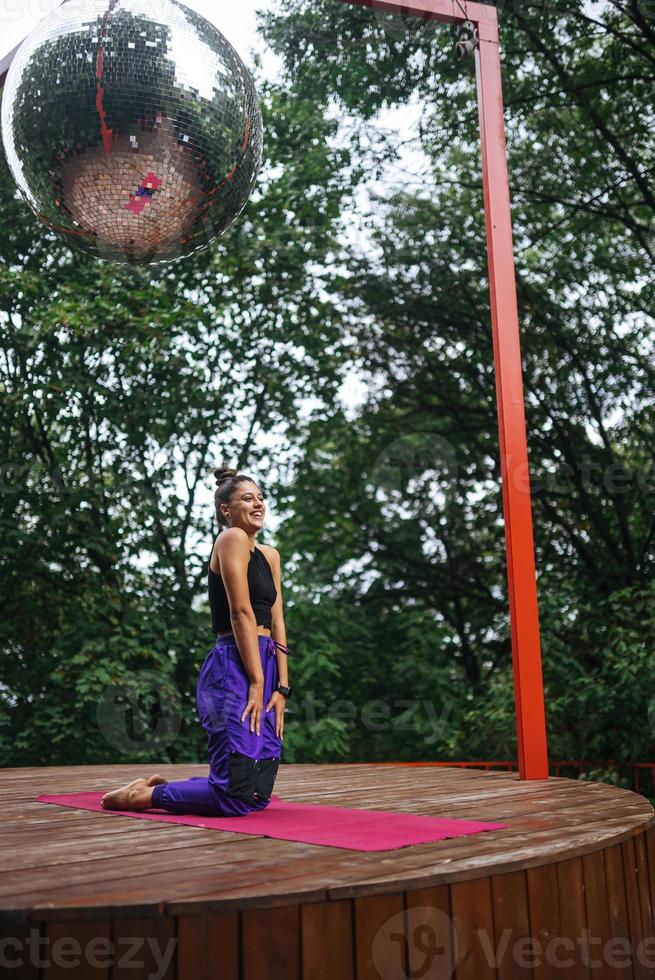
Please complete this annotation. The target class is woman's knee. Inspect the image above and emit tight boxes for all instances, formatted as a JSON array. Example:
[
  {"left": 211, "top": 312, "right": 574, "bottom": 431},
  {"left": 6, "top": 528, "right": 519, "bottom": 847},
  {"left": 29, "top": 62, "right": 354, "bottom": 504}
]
[{"left": 226, "top": 750, "right": 280, "bottom": 805}]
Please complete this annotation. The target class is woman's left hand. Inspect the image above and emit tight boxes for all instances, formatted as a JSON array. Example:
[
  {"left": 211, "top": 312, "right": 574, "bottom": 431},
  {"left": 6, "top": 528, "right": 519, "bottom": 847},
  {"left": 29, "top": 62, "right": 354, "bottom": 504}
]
[{"left": 265, "top": 691, "right": 287, "bottom": 740}]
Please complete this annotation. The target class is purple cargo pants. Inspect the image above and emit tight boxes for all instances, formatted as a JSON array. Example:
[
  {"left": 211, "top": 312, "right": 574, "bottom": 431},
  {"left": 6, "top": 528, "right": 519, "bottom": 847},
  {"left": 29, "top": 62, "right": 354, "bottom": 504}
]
[{"left": 151, "top": 633, "right": 283, "bottom": 816}]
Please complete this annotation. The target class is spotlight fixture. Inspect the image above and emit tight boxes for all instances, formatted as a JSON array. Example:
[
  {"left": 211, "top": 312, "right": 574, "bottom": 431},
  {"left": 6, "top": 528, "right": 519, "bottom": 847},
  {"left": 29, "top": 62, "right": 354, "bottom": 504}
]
[{"left": 454, "top": 20, "right": 479, "bottom": 60}]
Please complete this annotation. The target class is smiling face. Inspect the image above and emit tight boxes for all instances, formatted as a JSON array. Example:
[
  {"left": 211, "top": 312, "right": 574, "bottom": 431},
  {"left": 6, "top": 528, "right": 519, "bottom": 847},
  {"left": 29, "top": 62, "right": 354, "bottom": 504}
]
[{"left": 220, "top": 480, "right": 265, "bottom": 533}]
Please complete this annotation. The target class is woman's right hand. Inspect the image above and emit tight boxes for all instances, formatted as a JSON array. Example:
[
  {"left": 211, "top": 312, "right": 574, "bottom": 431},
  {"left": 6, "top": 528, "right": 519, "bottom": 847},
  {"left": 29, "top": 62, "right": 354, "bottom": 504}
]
[{"left": 241, "top": 677, "right": 264, "bottom": 735}]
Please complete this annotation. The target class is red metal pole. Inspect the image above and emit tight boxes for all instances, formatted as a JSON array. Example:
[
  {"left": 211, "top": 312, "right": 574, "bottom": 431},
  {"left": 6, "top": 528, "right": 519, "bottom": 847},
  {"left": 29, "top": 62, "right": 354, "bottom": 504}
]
[
  {"left": 332, "top": 0, "right": 550, "bottom": 780},
  {"left": 474, "top": 9, "right": 548, "bottom": 779}
]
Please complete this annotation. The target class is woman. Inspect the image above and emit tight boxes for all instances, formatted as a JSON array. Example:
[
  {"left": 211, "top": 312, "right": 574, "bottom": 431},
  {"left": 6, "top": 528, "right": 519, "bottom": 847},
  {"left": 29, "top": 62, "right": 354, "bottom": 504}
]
[{"left": 101, "top": 466, "right": 291, "bottom": 814}]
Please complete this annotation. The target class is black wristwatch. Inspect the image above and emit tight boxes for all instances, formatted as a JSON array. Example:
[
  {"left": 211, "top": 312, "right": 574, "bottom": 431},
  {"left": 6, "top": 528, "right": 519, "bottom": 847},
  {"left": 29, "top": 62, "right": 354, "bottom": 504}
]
[{"left": 276, "top": 683, "right": 292, "bottom": 699}]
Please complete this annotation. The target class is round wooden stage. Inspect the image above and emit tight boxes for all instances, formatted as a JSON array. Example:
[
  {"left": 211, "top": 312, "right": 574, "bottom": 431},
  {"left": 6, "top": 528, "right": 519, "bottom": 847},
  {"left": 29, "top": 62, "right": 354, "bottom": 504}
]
[{"left": 2, "top": 763, "right": 655, "bottom": 979}]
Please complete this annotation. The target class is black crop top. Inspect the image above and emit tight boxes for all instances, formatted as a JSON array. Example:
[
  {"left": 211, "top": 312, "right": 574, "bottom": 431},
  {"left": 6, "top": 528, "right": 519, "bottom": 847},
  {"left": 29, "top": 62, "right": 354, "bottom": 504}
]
[{"left": 208, "top": 545, "right": 277, "bottom": 633}]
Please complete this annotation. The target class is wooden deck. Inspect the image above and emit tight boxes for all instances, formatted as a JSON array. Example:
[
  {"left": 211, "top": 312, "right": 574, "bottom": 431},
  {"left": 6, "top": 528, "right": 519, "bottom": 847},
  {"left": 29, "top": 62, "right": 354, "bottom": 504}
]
[{"left": 2, "top": 763, "right": 655, "bottom": 979}]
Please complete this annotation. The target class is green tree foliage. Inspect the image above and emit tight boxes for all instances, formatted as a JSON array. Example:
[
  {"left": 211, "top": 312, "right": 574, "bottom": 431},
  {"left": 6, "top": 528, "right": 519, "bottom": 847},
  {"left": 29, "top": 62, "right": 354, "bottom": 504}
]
[
  {"left": 257, "top": 0, "right": 655, "bottom": 767},
  {"left": 0, "top": 74, "right": 361, "bottom": 766}
]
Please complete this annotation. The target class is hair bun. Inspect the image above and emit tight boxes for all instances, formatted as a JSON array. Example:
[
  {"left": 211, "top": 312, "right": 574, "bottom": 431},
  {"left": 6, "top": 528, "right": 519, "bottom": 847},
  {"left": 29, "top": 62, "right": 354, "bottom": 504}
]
[{"left": 214, "top": 466, "right": 237, "bottom": 487}]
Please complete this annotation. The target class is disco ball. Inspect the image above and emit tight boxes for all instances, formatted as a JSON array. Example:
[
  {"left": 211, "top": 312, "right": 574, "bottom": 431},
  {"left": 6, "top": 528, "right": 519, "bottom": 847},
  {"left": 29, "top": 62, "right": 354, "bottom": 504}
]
[{"left": 1, "top": 0, "right": 263, "bottom": 264}]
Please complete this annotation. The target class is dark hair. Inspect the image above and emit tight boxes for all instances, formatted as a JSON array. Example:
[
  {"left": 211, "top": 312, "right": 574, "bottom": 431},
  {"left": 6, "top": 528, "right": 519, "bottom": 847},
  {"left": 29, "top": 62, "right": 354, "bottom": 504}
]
[{"left": 213, "top": 466, "right": 259, "bottom": 530}]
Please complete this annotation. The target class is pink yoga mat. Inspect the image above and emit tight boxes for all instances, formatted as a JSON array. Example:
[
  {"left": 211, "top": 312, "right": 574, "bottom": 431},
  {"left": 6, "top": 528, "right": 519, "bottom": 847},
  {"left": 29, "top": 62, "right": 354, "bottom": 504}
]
[{"left": 36, "top": 792, "right": 509, "bottom": 851}]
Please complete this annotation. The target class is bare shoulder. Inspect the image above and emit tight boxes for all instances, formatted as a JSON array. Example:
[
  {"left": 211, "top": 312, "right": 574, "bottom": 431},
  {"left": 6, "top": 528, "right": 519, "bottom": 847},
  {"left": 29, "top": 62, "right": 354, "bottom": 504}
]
[
  {"left": 258, "top": 543, "right": 280, "bottom": 566},
  {"left": 215, "top": 527, "right": 250, "bottom": 556}
]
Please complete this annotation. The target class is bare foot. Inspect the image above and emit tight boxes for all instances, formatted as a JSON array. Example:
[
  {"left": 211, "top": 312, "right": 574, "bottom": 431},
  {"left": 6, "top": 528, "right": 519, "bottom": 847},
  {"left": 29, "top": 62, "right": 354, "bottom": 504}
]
[
  {"left": 146, "top": 774, "right": 168, "bottom": 787},
  {"left": 101, "top": 777, "right": 155, "bottom": 811}
]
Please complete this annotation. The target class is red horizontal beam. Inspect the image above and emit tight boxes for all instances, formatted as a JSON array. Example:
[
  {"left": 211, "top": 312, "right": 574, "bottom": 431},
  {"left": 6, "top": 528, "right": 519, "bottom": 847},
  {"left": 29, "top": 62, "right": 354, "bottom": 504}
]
[{"left": 335, "top": 0, "right": 498, "bottom": 25}]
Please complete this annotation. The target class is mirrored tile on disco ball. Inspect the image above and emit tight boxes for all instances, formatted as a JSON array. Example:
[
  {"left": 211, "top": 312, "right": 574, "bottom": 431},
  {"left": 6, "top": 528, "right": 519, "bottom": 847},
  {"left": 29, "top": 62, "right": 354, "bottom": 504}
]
[{"left": 1, "top": 0, "right": 263, "bottom": 265}]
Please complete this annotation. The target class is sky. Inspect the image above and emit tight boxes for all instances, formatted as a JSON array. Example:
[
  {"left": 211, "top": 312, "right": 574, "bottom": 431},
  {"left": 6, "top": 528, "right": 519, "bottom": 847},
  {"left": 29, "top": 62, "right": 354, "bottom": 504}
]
[{"left": 0, "top": 0, "right": 283, "bottom": 77}]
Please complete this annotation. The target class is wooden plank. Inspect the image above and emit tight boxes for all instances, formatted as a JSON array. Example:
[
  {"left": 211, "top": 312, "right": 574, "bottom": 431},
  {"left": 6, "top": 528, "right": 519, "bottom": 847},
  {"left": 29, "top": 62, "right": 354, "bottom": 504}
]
[
  {"left": 43, "top": 918, "right": 111, "bottom": 980},
  {"left": 174, "top": 913, "right": 208, "bottom": 980},
  {"left": 526, "top": 863, "right": 561, "bottom": 980},
  {"left": 300, "top": 899, "right": 354, "bottom": 980},
  {"left": 326, "top": 814, "right": 650, "bottom": 900},
  {"left": 175, "top": 911, "right": 238, "bottom": 980},
  {"left": 17, "top": 850, "right": 326, "bottom": 921},
  {"left": 645, "top": 826, "right": 655, "bottom": 935},
  {"left": 354, "top": 892, "right": 406, "bottom": 980},
  {"left": 404, "top": 884, "right": 455, "bottom": 979},
  {"left": 241, "top": 904, "right": 300, "bottom": 980},
  {"left": 556, "top": 857, "right": 590, "bottom": 979},
  {"left": 449, "top": 877, "right": 496, "bottom": 979},
  {"left": 0, "top": 918, "right": 45, "bottom": 978},
  {"left": 1, "top": 826, "right": 236, "bottom": 872},
  {"left": 110, "top": 915, "right": 176, "bottom": 980},
  {"left": 622, "top": 836, "right": 654, "bottom": 980},
  {"left": 581, "top": 848, "right": 623, "bottom": 980},
  {"left": 633, "top": 832, "right": 655, "bottom": 945},
  {"left": 0, "top": 815, "right": 185, "bottom": 842},
  {"left": 602, "top": 844, "right": 634, "bottom": 979},
  {"left": 489, "top": 870, "right": 533, "bottom": 980},
  {"left": 407, "top": 787, "right": 639, "bottom": 821},
  {"left": 327, "top": 784, "right": 646, "bottom": 822},
  {"left": 0, "top": 835, "right": 300, "bottom": 901}
]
